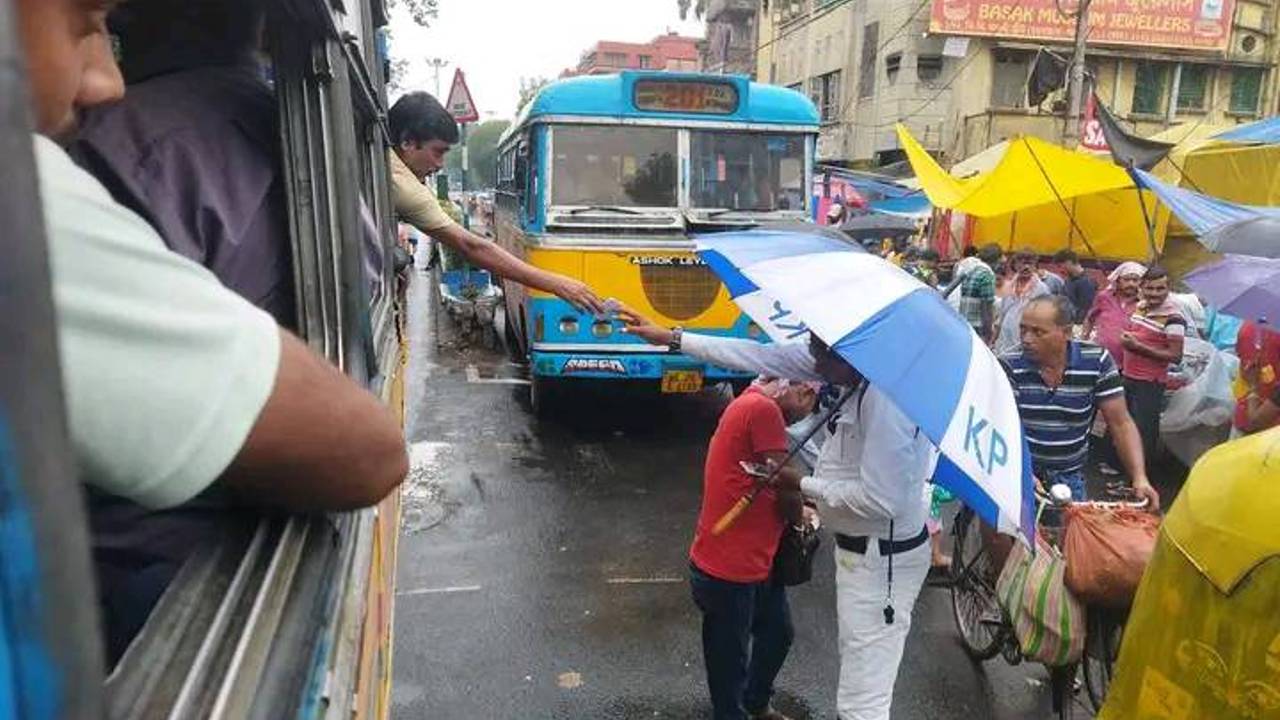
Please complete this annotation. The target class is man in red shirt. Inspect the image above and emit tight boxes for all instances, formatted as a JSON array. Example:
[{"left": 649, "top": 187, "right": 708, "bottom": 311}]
[
  {"left": 1120, "top": 266, "right": 1185, "bottom": 471},
  {"left": 690, "top": 379, "right": 818, "bottom": 720}
]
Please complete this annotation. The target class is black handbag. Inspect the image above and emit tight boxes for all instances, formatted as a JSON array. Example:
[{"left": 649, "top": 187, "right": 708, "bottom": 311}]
[{"left": 772, "top": 521, "right": 821, "bottom": 586}]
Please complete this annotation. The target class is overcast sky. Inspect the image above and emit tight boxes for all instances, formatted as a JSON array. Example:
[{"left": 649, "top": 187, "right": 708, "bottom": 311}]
[{"left": 387, "top": 0, "right": 705, "bottom": 120}]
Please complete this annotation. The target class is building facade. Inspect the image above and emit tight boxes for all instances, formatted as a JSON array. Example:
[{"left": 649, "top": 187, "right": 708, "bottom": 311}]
[
  {"left": 699, "top": 0, "right": 760, "bottom": 75},
  {"left": 756, "top": 0, "right": 1280, "bottom": 167},
  {"left": 564, "top": 33, "right": 701, "bottom": 77}
]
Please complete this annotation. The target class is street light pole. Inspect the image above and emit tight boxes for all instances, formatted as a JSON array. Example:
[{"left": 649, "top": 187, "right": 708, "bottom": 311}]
[
  {"left": 425, "top": 58, "right": 447, "bottom": 98},
  {"left": 1063, "top": 0, "right": 1092, "bottom": 147}
]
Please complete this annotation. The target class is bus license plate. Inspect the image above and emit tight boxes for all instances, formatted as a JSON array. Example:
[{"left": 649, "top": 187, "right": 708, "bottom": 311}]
[{"left": 661, "top": 370, "right": 704, "bottom": 394}]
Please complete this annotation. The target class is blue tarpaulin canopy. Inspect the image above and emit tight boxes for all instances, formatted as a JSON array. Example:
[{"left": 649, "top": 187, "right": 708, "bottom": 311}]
[
  {"left": 1213, "top": 117, "right": 1280, "bottom": 145},
  {"left": 821, "top": 166, "right": 918, "bottom": 199},
  {"left": 869, "top": 194, "right": 932, "bottom": 218},
  {"left": 1132, "top": 168, "right": 1280, "bottom": 241}
]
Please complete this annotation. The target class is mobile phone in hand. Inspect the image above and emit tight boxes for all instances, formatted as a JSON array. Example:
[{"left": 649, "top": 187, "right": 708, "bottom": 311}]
[{"left": 596, "top": 298, "right": 622, "bottom": 321}]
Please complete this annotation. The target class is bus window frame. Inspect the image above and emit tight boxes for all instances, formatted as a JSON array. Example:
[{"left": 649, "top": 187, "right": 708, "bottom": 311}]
[
  {"left": 545, "top": 124, "right": 681, "bottom": 214},
  {"left": 686, "top": 129, "right": 809, "bottom": 213},
  {"left": 102, "top": 1, "right": 402, "bottom": 716},
  {"left": 540, "top": 121, "right": 816, "bottom": 226}
]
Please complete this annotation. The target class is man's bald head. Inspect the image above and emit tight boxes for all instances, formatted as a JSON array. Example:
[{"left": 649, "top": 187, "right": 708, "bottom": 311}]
[{"left": 1019, "top": 296, "right": 1073, "bottom": 365}]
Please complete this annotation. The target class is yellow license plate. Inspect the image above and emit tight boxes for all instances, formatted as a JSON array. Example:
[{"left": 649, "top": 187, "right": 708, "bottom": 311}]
[{"left": 661, "top": 369, "right": 704, "bottom": 394}]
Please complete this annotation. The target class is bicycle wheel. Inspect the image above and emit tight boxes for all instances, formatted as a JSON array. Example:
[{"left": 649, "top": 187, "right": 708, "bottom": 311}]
[
  {"left": 1083, "top": 608, "right": 1126, "bottom": 712},
  {"left": 949, "top": 506, "right": 1005, "bottom": 661}
]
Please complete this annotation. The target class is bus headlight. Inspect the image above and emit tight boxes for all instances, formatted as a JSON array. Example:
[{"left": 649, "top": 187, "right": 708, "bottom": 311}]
[
  {"left": 559, "top": 317, "right": 581, "bottom": 335},
  {"left": 591, "top": 321, "right": 613, "bottom": 338}
]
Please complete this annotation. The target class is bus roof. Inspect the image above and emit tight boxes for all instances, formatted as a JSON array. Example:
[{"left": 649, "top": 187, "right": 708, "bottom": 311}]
[{"left": 502, "top": 72, "right": 819, "bottom": 144}]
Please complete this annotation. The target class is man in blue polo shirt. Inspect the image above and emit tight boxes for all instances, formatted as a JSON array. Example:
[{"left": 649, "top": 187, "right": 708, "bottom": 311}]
[{"left": 1000, "top": 296, "right": 1160, "bottom": 508}]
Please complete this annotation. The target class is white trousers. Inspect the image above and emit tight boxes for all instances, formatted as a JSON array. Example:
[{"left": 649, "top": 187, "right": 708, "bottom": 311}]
[{"left": 834, "top": 539, "right": 931, "bottom": 720}]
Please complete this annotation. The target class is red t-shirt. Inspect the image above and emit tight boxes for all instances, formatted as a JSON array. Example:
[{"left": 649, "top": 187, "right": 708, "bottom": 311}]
[
  {"left": 689, "top": 388, "right": 791, "bottom": 584},
  {"left": 1122, "top": 304, "right": 1186, "bottom": 384}
]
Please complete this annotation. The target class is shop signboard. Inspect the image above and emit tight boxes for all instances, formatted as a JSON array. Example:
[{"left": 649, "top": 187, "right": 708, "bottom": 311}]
[{"left": 929, "top": 0, "right": 1236, "bottom": 52}]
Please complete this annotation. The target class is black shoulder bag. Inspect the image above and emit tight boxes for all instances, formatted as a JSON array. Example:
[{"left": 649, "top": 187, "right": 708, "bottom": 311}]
[{"left": 770, "top": 384, "right": 861, "bottom": 587}]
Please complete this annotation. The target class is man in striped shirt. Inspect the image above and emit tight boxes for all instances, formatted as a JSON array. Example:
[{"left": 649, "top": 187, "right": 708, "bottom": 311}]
[{"left": 999, "top": 296, "right": 1160, "bottom": 508}]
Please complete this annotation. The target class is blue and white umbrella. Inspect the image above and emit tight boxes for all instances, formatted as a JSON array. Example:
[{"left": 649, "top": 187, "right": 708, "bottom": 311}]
[{"left": 697, "top": 229, "right": 1035, "bottom": 543}]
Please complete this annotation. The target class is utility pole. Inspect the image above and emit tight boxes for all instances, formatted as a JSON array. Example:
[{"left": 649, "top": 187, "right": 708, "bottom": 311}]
[
  {"left": 425, "top": 58, "right": 447, "bottom": 98},
  {"left": 1062, "top": 0, "right": 1092, "bottom": 147}
]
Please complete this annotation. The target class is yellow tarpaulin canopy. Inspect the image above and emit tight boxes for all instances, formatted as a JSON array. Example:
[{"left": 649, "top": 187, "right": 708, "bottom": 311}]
[
  {"left": 899, "top": 125, "right": 1167, "bottom": 260},
  {"left": 1148, "top": 121, "right": 1234, "bottom": 185},
  {"left": 971, "top": 190, "right": 1169, "bottom": 260},
  {"left": 897, "top": 124, "right": 1136, "bottom": 218},
  {"left": 1099, "top": 428, "right": 1280, "bottom": 720}
]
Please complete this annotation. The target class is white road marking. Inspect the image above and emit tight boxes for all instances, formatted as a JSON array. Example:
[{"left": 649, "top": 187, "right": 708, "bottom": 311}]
[
  {"left": 466, "top": 364, "right": 531, "bottom": 386},
  {"left": 397, "top": 584, "right": 483, "bottom": 597},
  {"left": 605, "top": 577, "right": 683, "bottom": 585}
]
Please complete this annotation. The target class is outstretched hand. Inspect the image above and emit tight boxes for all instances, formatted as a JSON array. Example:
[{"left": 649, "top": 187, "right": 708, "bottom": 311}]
[
  {"left": 618, "top": 307, "right": 674, "bottom": 347},
  {"left": 550, "top": 276, "right": 604, "bottom": 315}
]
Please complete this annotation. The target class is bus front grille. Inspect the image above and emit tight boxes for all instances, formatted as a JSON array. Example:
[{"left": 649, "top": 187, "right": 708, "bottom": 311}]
[{"left": 640, "top": 265, "right": 722, "bottom": 321}]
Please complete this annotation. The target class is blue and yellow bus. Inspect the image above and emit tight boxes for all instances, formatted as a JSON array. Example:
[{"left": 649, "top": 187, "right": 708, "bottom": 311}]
[{"left": 494, "top": 71, "right": 819, "bottom": 410}]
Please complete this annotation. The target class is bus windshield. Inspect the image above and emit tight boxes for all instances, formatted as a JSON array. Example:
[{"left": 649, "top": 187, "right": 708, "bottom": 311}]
[
  {"left": 689, "top": 131, "right": 806, "bottom": 212},
  {"left": 551, "top": 126, "right": 678, "bottom": 208}
]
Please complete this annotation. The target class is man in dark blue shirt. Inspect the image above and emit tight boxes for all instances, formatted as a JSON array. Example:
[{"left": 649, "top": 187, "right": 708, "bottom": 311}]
[
  {"left": 74, "top": 0, "right": 294, "bottom": 326},
  {"left": 999, "top": 296, "right": 1159, "bottom": 508},
  {"left": 1055, "top": 250, "right": 1098, "bottom": 325}
]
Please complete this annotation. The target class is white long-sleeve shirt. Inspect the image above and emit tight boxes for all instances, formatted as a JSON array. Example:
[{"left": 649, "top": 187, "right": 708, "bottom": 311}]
[{"left": 683, "top": 335, "right": 934, "bottom": 540}]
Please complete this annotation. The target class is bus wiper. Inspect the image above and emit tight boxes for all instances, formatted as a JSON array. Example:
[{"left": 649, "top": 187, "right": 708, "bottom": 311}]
[
  {"left": 566, "top": 205, "right": 642, "bottom": 216},
  {"left": 705, "top": 207, "right": 774, "bottom": 219}
]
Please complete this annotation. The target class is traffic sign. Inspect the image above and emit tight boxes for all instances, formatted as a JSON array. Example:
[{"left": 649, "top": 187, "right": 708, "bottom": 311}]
[{"left": 445, "top": 69, "right": 479, "bottom": 124}]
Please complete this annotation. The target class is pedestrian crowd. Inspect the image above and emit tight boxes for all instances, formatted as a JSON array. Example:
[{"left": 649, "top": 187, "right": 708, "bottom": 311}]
[{"left": 619, "top": 232, "right": 1280, "bottom": 720}]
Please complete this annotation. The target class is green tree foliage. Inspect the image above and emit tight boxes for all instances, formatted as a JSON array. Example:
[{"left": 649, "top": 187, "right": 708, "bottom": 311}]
[
  {"left": 677, "top": 0, "right": 709, "bottom": 19},
  {"left": 443, "top": 119, "right": 511, "bottom": 189},
  {"left": 387, "top": 0, "right": 439, "bottom": 27},
  {"left": 516, "top": 77, "right": 550, "bottom": 115}
]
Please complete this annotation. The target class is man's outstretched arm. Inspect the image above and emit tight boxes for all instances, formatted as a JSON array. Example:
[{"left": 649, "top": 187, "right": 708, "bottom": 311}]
[
  {"left": 619, "top": 309, "right": 822, "bottom": 382},
  {"left": 429, "top": 223, "right": 602, "bottom": 313}
]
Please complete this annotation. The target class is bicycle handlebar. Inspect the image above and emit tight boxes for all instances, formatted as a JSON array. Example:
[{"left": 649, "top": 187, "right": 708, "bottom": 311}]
[{"left": 1032, "top": 486, "right": 1150, "bottom": 511}]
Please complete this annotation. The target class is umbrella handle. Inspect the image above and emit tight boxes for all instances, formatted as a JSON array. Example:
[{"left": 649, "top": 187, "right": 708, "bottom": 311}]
[
  {"left": 711, "top": 496, "right": 754, "bottom": 536},
  {"left": 710, "top": 386, "right": 860, "bottom": 537}
]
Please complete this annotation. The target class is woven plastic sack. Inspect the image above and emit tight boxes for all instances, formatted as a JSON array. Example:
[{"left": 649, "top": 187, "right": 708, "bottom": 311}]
[
  {"left": 1063, "top": 506, "right": 1160, "bottom": 608},
  {"left": 996, "top": 536, "right": 1085, "bottom": 666}
]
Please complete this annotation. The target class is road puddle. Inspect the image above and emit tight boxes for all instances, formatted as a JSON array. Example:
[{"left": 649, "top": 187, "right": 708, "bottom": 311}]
[{"left": 402, "top": 441, "right": 462, "bottom": 533}]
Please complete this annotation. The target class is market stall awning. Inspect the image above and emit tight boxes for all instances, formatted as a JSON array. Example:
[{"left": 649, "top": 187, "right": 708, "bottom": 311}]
[
  {"left": 1132, "top": 168, "right": 1280, "bottom": 239},
  {"left": 869, "top": 194, "right": 931, "bottom": 218},
  {"left": 1213, "top": 116, "right": 1280, "bottom": 145},
  {"left": 897, "top": 124, "right": 1135, "bottom": 218}
]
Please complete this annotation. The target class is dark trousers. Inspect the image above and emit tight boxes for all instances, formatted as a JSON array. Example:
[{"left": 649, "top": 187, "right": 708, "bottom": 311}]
[
  {"left": 689, "top": 563, "right": 794, "bottom": 720},
  {"left": 1125, "top": 377, "right": 1165, "bottom": 471}
]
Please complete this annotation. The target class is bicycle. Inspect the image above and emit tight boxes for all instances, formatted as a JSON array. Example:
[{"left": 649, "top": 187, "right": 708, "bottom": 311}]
[{"left": 948, "top": 486, "right": 1147, "bottom": 719}]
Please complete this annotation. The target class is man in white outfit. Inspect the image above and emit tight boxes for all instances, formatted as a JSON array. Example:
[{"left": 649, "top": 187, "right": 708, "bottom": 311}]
[{"left": 622, "top": 314, "right": 935, "bottom": 720}]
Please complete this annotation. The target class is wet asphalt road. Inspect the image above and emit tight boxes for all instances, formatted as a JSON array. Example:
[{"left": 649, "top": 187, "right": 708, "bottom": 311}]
[{"left": 391, "top": 268, "right": 1096, "bottom": 720}]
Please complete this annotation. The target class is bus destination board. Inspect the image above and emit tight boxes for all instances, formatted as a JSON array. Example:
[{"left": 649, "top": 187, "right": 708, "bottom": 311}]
[{"left": 634, "top": 80, "right": 739, "bottom": 115}]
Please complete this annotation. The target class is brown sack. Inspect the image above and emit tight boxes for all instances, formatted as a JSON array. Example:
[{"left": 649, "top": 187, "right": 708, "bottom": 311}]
[{"left": 1063, "top": 505, "right": 1161, "bottom": 608}]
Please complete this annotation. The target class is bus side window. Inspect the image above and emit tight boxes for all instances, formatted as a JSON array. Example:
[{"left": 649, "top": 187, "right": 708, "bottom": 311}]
[
  {"left": 526, "top": 144, "right": 539, "bottom": 223},
  {"left": 515, "top": 139, "right": 530, "bottom": 223}
]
